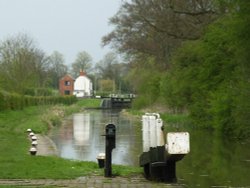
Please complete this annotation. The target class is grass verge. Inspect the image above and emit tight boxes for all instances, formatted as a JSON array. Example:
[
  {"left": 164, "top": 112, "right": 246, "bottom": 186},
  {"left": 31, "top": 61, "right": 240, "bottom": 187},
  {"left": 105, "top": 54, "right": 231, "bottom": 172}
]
[{"left": 0, "top": 99, "right": 142, "bottom": 179}]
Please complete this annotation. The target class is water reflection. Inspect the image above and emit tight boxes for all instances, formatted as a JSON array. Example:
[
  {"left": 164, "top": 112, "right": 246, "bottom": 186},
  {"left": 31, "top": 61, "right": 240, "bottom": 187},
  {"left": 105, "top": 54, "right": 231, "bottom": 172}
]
[
  {"left": 50, "top": 110, "right": 141, "bottom": 166},
  {"left": 174, "top": 126, "right": 250, "bottom": 187},
  {"left": 73, "top": 113, "right": 90, "bottom": 145}
]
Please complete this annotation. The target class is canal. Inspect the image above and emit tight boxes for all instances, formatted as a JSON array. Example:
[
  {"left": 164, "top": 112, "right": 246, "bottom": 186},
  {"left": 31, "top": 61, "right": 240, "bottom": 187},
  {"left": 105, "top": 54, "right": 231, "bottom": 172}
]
[
  {"left": 49, "top": 109, "right": 250, "bottom": 187},
  {"left": 49, "top": 109, "right": 142, "bottom": 166}
]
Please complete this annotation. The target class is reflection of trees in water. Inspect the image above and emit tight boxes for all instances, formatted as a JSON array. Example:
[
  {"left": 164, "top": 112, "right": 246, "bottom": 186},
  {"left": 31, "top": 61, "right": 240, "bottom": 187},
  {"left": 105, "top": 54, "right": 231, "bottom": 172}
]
[{"left": 177, "top": 129, "right": 250, "bottom": 187}]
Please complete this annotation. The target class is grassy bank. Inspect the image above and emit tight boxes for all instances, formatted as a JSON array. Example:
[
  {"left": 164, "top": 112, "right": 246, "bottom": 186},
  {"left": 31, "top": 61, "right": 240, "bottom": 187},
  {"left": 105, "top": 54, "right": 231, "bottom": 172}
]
[
  {"left": 0, "top": 99, "right": 142, "bottom": 179},
  {"left": 127, "top": 108, "right": 189, "bottom": 124}
]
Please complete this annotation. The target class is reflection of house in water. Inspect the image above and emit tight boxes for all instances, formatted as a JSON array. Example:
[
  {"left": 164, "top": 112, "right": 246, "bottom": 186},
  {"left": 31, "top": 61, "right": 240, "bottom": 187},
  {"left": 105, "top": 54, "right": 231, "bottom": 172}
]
[{"left": 73, "top": 113, "right": 90, "bottom": 145}]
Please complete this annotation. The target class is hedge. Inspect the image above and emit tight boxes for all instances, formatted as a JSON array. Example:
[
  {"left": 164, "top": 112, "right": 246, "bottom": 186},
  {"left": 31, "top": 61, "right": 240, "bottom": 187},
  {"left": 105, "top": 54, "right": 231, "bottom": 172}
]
[{"left": 0, "top": 91, "right": 77, "bottom": 111}]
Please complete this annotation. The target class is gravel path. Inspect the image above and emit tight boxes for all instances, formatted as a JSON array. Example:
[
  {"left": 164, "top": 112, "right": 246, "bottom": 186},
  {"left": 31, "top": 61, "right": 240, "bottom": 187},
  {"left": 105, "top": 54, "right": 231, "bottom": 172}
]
[
  {"left": 35, "top": 134, "right": 58, "bottom": 156},
  {"left": 0, "top": 176, "right": 184, "bottom": 187}
]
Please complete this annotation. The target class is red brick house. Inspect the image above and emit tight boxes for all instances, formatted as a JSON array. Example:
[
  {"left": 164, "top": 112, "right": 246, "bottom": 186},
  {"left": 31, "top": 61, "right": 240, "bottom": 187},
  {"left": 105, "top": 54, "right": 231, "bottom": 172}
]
[{"left": 59, "top": 74, "right": 75, "bottom": 95}]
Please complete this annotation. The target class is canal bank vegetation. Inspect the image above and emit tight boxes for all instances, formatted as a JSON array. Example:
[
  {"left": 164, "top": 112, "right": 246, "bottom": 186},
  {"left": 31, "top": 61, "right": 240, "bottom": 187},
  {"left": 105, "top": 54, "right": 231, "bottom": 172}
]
[
  {"left": 0, "top": 99, "right": 142, "bottom": 179},
  {"left": 105, "top": 0, "right": 250, "bottom": 140}
]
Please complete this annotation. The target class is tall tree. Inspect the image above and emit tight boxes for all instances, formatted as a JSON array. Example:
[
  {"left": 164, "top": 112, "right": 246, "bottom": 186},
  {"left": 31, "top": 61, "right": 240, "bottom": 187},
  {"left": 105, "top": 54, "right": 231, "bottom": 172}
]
[
  {"left": 47, "top": 51, "right": 68, "bottom": 89},
  {"left": 0, "top": 33, "right": 48, "bottom": 94},
  {"left": 71, "top": 51, "right": 92, "bottom": 77},
  {"left": 103, "top": 0, "right": 219, "bottom": 68},
  {"left": 160, "top": 0, "right": 250, "bottom": 138},
  {"left": 95, "top": 52, "right": 119, "bottom": 80}
]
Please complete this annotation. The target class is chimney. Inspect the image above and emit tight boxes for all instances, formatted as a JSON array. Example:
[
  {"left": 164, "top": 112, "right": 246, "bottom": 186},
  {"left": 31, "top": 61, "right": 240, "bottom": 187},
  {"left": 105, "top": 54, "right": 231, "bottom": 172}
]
[{"left": 79, "top": 69, "right": 86, "bottom": 76}]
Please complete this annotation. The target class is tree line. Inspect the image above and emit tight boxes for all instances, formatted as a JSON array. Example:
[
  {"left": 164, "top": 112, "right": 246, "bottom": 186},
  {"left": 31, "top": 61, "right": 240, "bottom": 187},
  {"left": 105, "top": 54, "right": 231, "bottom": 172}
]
[
  {"left": 103, "top": 0, "right": 250, "bottom": 139},
  {"left": 0, "top": 34, "right": 130, "bottom": 97}
]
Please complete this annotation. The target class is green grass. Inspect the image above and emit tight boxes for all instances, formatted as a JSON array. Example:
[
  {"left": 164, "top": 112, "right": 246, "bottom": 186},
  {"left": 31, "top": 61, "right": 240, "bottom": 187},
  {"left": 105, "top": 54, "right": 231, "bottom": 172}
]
[
  {"left": 160, "top": 113, "right": 189, "bottom": 124},
  {"left": 0, "top": 100, "right": 142, "bottom": 179},
  {"left": 127, "top": 108, "right": 189, "bottom": 124},
  {"left": 76, "top": 98, "right": 101, "bottom": 108}
]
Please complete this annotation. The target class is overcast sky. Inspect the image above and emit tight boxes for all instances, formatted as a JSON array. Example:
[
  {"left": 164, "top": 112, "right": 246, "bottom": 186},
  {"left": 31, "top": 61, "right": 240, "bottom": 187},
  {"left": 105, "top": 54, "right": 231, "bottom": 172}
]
[{"left": 0, "top": 0, "right": 121, "bottom": 64}]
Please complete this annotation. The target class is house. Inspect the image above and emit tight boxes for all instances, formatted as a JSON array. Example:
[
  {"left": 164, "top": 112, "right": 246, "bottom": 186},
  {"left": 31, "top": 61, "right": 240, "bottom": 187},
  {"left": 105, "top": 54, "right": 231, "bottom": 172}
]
[
  {"left": 73, "top": 70, "right": 93, "bottom": 97},
  {"left": 59, "top": 74, "right": 75, "bottom": 95}
]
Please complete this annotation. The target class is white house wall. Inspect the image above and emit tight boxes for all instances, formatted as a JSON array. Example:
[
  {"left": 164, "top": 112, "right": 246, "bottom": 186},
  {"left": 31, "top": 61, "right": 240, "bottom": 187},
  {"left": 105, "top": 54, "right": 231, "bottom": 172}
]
[{"left": 73, "top": 76, "right": 93, "bottom": 97}]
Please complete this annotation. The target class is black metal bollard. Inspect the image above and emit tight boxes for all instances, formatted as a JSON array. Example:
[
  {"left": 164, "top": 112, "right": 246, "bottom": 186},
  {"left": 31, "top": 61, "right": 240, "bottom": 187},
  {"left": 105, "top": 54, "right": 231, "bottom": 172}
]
[{"left": 103, "top": 124, "right": 116, "bottom": 177}]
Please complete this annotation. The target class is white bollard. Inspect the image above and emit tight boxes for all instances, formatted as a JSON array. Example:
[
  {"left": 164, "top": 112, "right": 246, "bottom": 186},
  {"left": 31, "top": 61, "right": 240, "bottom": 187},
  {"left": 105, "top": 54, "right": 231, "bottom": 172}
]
[
  {"left": 29, "top": 132, "right": 34, "bottom": 137},
  {"left": 29, "top": 147, "right": 37, "bottom": 155},
  {"left": 32, "top": 141, "right": 38, "bottom": 147},
  {"left": 31, "top": 136, "right": 37, "bottom": 141}
]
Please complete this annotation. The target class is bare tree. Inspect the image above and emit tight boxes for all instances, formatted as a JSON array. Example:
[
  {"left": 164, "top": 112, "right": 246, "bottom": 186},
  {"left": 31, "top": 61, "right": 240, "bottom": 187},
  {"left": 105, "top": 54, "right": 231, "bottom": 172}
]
[
  {"left": 71, "top": 51, "right": 92, "bottom": 77},
  {"left": 0, "top": 33, "right": 48, "bottom": 93},
  {"left": 47, "top": 51, "right": 68, "bottom": 89},
  {"left": 95, "top": 52, "right": 130, "bottom": 93}
]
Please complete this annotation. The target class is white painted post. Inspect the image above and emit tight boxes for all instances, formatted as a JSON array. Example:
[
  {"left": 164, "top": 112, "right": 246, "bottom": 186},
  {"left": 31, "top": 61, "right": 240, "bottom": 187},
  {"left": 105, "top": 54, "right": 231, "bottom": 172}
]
[
  {"left": 142, "top": 115, "right": 150, "bottom": 152},
  {"left": 149, "top": 115, "right": 157, "bottom": 148}
]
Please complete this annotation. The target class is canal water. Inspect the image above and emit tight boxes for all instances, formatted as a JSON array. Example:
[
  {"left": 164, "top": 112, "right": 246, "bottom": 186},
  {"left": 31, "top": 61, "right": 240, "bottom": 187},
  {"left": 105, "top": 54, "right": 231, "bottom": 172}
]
[
  {"left": 49, "top": 110, "right": 250, "bottom": 187},
  {"left": 49, "top": 109, "right": 142, "bottom": 166}
]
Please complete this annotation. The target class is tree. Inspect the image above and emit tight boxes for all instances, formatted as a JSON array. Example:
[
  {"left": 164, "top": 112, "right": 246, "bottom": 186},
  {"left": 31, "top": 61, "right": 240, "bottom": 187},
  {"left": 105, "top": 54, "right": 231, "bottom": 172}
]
[
  {"left": 95, "top": 52, "right": 119, "bottom": 80},
  {"left": 95, "top": 52, "right": 130, "bottom": 93},
  {"left": 161, "top": 0, "right": 250, "bottom": 138},
  {"left": 47, "top": 51, "right": 68, "bottom": 89},
  {"left": 103, "top": 0, "right": 219, "bottom": 68},
  {"left": 0, "top": 33, "right": 48, "bottom": 94},
  {"left": 71, "top": 51, "right": 92, "bottom": 77}
]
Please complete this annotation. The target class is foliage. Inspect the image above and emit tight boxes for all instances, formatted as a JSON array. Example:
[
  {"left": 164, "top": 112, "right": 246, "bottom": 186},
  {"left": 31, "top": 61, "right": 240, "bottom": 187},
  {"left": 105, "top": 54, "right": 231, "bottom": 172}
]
[
  {"left": 0, "top": 34, "right": 70, "bottom": 93},
  {"left": 98, "top": 79, "right": 115, "bottom": 93},
  {"left": 161, "top": 1, "right": 250, "bottom": 139},
  {"left": 128, "top": 58, "right": 163, "bottom": 109},
  {"left": 94, "top": 52, "right": 131, "bottom": 93},
  {"left": 0, "top": 90, "right": 77, "bottom": 111},
  {"left": 106, "top": 0, "right": 250, "bottom": 139},
  {"left": 0, "top": 33, "right": 48, "bottom": 94},
  {"left": 103, "top": 0, "right": 219, "bottom": 66},
  {"left": 24, "top": 87, "right": 53, "bottom": 96}
]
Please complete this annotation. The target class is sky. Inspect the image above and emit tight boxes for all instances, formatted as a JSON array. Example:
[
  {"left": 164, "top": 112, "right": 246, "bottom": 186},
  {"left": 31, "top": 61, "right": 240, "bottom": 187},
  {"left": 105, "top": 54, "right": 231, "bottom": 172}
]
[{"left": 0, "top": 0, "right": 121, "bottom": 65}]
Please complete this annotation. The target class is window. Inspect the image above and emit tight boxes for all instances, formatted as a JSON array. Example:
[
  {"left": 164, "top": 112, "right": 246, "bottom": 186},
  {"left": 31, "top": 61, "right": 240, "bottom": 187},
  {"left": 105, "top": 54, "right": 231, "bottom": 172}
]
[
  {"left": 65, "top": 81, "right": 70, "bottom": 86},
  {"left": 64, "top": 90, "right": 70, "bottom": 95}
]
